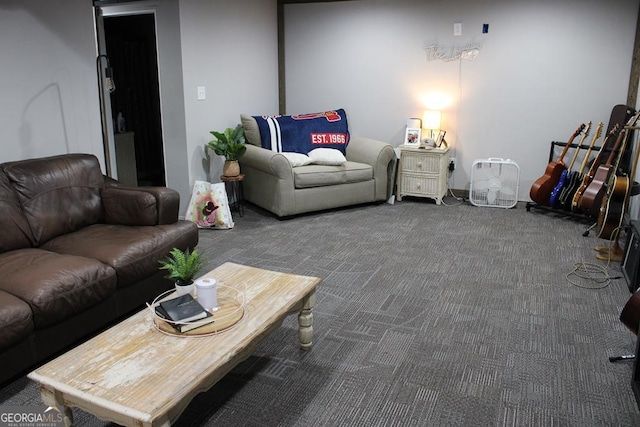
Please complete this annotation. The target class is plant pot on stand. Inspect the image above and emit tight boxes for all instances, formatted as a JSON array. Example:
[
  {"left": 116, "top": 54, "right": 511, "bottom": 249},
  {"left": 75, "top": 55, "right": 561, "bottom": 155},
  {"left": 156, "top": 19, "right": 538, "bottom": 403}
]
[
  {"left": 207, "top": 125, "right": 246, "bottom": 178},
  {"left": 222, "top": 160, "right": 240, "bottom": 177}
]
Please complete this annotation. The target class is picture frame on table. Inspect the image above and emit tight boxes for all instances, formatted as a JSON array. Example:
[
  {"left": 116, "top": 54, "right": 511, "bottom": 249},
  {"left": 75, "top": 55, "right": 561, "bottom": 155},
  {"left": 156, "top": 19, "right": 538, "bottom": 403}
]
[
  {"left": 435, "top": 130, "right": 447, "bottom": 148},
  {"left": 404, "top": 128, "right": 421, "bottom": 146}
]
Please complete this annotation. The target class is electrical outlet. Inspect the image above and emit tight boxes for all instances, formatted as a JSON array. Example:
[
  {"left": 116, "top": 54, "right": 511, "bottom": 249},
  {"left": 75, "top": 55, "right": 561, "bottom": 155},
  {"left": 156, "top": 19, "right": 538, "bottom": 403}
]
[
  {"left": 454, "top": 22, "right": 462, "bottom": 36},
  {"left": 448, "top": 157, "right": 455, "bottom": 171}
]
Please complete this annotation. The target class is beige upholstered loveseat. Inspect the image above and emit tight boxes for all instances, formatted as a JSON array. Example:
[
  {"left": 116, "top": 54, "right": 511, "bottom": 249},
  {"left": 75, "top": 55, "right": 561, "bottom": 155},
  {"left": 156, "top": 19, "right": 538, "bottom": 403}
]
[{"left": 239, "top": 113, "right": 395, "bottom": 217}]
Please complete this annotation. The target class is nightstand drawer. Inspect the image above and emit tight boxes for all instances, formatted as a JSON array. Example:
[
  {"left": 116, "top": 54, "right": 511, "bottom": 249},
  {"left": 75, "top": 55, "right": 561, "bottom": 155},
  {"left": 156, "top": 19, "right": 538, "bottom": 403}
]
[
  {"left": 400, "top": 173, "right": 443, "bottom": 196},
  {"left": 401, "top": 152, "right": 442, "bottom": 174}
]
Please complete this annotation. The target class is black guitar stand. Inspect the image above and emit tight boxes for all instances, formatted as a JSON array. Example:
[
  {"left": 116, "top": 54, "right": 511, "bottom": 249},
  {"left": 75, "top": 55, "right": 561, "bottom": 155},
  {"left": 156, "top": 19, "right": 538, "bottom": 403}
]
[
  {"left": 526, "top": 202, "right": 594, "bottom": 225},
  {"left": 527, "top": 138, "right": 601, "bottom": 226}
]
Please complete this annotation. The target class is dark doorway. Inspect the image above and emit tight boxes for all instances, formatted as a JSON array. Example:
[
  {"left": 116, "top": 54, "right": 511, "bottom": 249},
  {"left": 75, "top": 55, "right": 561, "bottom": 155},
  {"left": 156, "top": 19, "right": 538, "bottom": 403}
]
[{"left": 104, "top": 14, "right": 166, "bottom": 186}]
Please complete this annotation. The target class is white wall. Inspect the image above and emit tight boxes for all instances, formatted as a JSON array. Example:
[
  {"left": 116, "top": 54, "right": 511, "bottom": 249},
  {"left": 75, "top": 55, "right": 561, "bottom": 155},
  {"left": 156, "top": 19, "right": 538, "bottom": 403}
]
[
  {"left": 0, "top": 0, "right": 104, "bottom": 165},
  {"left": 284, "top": 0, "right": 639, "bottom": 199},
  {"left": 179, "top": 0, "right": 279, "bottom": 186},
  {"left": 0, "top": 0, "right": 279, "bottom": 214}
]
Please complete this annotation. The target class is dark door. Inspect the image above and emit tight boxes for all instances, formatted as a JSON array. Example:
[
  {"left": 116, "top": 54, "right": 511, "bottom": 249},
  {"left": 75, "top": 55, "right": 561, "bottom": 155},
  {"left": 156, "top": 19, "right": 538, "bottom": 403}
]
[{"left": 104, "top": 14, "right": 166, "bottom": 186}]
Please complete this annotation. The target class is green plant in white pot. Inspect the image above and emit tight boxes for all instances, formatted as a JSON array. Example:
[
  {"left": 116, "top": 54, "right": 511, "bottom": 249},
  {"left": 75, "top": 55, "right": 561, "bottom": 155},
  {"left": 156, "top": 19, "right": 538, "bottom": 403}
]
[
  {"left": 158, "top": 248, "right": 204, "bottom": 296},
  {"left": 207, "top": 124, "right": 246, "bottom": 177}
]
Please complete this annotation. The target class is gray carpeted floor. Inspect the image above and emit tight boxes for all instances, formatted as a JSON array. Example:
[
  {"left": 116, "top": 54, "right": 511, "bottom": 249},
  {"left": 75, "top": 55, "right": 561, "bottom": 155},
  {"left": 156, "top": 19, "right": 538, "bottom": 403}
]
[{"left": 2, "top": 197, "right": 640, "bottom": 426}]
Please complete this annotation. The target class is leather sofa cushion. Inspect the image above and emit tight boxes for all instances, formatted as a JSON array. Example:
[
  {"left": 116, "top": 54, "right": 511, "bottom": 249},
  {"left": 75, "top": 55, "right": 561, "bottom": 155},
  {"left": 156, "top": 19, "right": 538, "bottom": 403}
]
[
  {"left": 0, "top": 248, "right": 116, "bottom": 328},
  {"left": 0, "top": 289, "right": 34, "bottom": 351},
  {"left": 41, "top": 221, "right": 199, "bottom": 288},
  {"left": 3, "top": 154, "right": 104, "bottom": 245},
  {"left": 0, "top": 169, "right": 34, "bottom": 252},
  {"left": 293, "top": 161, "right": 373, "bottom": 189}
]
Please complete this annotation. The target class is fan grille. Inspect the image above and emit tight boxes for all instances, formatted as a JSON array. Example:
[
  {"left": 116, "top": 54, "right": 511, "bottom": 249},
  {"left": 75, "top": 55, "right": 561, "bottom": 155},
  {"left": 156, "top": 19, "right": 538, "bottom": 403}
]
[{"left": 469, "top": 158, "right": 520, "bottom": 208}]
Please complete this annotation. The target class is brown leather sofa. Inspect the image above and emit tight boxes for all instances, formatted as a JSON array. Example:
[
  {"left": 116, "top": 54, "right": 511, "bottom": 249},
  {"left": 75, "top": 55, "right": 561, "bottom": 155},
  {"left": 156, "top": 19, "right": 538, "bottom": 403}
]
[{"left": 0, "top": 153, "right": 199, "bottom": 385}]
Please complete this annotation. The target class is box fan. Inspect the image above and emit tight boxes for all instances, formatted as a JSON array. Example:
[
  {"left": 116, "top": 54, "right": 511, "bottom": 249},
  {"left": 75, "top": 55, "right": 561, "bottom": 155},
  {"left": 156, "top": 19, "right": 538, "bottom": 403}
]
[{"left": 469, "top": 158, "right": 520, "bottom": 208}]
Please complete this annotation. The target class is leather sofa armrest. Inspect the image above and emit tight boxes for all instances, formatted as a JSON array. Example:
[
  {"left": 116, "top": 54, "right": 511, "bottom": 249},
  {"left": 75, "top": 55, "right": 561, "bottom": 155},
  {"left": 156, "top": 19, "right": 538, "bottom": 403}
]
[
  {"left": 101, "top": 187, "right": 158, "bottom": 225},
  {"left": 101, "top": 177, "right": 180, "bottom": 225},
  {"left": 133, "top": 187, "right": 180, "bottom": 224},
  {"left": 239, "top": 144, "right": 293, "bottom": 179}
]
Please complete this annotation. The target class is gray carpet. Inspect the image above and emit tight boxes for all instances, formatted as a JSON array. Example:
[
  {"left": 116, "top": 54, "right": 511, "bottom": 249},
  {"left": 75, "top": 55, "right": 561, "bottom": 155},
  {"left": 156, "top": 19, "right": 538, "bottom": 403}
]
[{"left": 2, "top": 198, "right": 640, "bottom": 426}]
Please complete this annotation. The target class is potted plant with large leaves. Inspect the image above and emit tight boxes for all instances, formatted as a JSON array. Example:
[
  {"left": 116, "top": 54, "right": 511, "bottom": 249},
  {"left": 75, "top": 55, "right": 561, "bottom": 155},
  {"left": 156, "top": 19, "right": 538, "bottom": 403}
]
[
  {"left": 158, "top": 248, "right": 204, "bottom": 296},
  {"left": 207, "top": 124, "right": 246, "bottom": 177}
]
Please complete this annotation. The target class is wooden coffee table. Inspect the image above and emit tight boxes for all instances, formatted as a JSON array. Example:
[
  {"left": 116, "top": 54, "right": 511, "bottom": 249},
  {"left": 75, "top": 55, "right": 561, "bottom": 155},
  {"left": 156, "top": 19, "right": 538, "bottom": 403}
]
[{"left": 28, "top": 262, "right": 321, "bottom": 426}]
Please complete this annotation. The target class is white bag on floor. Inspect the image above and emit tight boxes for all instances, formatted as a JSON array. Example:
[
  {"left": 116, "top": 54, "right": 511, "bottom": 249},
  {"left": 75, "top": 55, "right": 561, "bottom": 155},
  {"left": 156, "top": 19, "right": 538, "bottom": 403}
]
[{"left": 184, "top": 180, "right": 234, "bottom": 229}]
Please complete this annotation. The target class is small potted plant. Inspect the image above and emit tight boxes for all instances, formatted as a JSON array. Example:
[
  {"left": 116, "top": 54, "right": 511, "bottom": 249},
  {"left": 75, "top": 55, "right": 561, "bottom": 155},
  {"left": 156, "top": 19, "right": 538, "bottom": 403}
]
[
  {"left": 207, "top": 124, "right": 246, "bottom": 177},
  {"left": 158, "top": 248, "right": 204, "bottom": 296}
]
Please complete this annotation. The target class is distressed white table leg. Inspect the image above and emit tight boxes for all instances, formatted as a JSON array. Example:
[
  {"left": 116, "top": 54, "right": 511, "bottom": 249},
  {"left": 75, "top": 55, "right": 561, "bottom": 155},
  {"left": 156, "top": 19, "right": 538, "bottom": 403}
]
[
  {"left": 298, "top": 289, "right": 316, "bottom": 350},
  {"left": 40, "top": 385, "right": 73, "bottom": 427},
  {"left": 144, "top": 418, "right": 170, "bottom": 427}
]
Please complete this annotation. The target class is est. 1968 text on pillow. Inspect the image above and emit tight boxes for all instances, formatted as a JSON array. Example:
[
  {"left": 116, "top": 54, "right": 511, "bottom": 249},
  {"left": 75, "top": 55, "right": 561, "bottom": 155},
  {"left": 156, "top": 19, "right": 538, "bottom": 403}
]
[{"left": 253, "top": 109, "right": 350, "bottom": 155}]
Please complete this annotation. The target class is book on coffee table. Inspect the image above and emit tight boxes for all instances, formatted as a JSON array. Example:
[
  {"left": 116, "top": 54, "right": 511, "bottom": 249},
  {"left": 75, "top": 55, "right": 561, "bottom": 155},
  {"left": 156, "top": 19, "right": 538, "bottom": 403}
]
[{"left": 155, "top": 294, "right": 214, "bottom": 333}]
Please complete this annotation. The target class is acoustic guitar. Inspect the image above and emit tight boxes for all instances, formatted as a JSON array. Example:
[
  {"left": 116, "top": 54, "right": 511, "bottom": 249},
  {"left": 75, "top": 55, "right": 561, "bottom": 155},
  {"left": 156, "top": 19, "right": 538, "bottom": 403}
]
[
  {"left": 597, "top": 171, "right": 631, "bottom": 239},
  {"left": 529, "top": 123, "right": 586, "bottom": 206},
  {"left": 579, "top": 129, "right": 627, "bottom": 217},
  {"left": 560, "top": 122, "right": 602, "bottom": 211},
  {"left": 551, "top": 121, "right": 591, "bottom": 208},
  {"left": 597, "top": 113, "right": 640, "bottom": 239},
  {"left": 572, "top": 124, "right": 619, "bottom": 213}
]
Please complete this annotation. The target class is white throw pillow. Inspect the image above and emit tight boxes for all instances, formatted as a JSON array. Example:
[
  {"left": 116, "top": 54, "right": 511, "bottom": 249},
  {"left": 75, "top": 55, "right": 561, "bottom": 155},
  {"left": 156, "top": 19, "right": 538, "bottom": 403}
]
[
  {"left": 308, "top": 148, "right": 347, "bottom": 166},
  {"left": 281, "top": 152, "right": 312, "bottom": 167}
]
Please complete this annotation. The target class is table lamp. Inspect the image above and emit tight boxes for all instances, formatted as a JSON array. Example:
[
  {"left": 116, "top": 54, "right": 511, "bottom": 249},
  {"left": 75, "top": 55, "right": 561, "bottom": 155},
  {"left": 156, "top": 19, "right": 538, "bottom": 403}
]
[{"left": 422, "top": 110, "right": 441, "bottom": 140}]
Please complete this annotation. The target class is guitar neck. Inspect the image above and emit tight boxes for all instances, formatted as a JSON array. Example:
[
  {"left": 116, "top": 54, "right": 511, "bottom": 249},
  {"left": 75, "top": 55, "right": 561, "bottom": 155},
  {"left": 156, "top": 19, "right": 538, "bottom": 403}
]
[
  {"left": 590, "top": 124, "right": 621, "bottom": 174},
  {"left": 611, "top": 129, "right": 629, "bottom": 175},
  {"left": 605, "top": 129, "right": 626, "bottom": 169},
  {"left": 577, "top": 122, "right": 603, "bottom": 175},
  {"left": 567, "top": 123, "right": 591, "bottom": 171},
  {"left": 607, "top": 112, "right": 640, "bottom": 175},
  {"left": 557, "top": 123, "right": 586, "bottom": 164}
]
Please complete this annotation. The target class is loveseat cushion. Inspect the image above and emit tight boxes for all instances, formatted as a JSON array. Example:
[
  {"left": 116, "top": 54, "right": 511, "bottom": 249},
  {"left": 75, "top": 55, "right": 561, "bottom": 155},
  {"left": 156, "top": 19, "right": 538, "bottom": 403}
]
[
  {"left": 0, "top": 168, "right": 34, "bottom": 253},
  {"left": 41, "top": 221, "right": 199, "bottom": 288},
  {"left": 0, "top": 248, "right": 117, "bottom": 328},
  {"left": 0, "top": 289, "right": 34, "bottom": 351},
  {"left": 3, "top": 154, "right": 105, "bottom": 245},
  {"left": 293, "top": 161, "right": 373, "bottom": 189}
]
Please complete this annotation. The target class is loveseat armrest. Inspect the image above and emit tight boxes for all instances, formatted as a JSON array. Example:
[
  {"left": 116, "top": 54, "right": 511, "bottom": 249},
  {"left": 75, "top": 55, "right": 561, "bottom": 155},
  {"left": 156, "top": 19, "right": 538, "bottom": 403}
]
[
  {"left": 346, "top": 136, "right": 394, "bottom": 167},
  {"left": 239, "top": 145, "right": 297, "bottom": 216},
  {"left": 240, "top": 144, "right": 293, "bottom": 179},
  {"left": 101, "top": 186, "right": 180, "bottom": 226},
  {"left": 346, "top": 136, "right": 395, "bottom": 200}
]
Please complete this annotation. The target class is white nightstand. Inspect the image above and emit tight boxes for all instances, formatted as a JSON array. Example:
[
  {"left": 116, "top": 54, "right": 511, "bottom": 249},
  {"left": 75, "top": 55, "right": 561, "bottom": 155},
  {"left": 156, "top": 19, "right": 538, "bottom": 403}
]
[{"left": 397, "top": 145, "right": 450, "bottom": 205}]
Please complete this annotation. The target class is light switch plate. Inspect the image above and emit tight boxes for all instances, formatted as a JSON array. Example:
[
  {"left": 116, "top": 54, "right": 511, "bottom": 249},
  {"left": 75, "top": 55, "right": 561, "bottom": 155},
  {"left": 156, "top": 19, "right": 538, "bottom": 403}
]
[
  {"left": 454, "top": 22, "right": 462, "bottom": 36},
  {"left": 197, "top": 86, "right": 206, "bottom": 100}
]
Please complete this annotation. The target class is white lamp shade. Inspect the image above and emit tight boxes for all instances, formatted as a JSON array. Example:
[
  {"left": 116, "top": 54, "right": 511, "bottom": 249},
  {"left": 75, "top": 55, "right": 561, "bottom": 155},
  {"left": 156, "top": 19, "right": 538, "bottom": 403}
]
[{"left": 422, "top": 110, "right": 441, "bottom": 130}]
